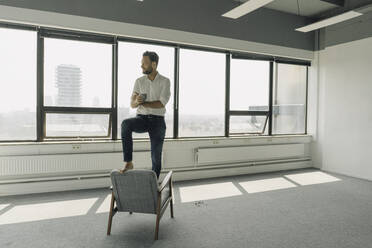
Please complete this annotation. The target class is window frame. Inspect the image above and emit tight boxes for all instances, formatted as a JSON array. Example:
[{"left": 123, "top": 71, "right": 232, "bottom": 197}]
[
  {"left": 227, "top": 54, "right": 272, "bottom": 135},
  {"left": 38, "top": 29, "right": 116, "bottom": 141},
  {"left": 177, "top": 47, "right": 227, "bottom": 138},
  {"left": 0, "top": 23, "right": 38, "bottom": 142},
  {"left": 0, "top": 21, "right": 311, "bottom": 143},
  {"left": 271, "top": 61, "right": 309, "bottom": 136}
]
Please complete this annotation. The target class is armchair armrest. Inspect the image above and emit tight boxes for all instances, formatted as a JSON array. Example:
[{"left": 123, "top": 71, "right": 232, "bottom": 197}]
[{"left": 158, "top": 171, "right": 173, "bottom": 192}]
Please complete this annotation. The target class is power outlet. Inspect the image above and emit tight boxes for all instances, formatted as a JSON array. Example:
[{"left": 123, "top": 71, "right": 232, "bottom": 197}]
[
  {"left": 72, "top": 144, "right": 81, "bottom": 150},
  {"left": 212, "top": 140, "right": 219, "bottom": 145}
]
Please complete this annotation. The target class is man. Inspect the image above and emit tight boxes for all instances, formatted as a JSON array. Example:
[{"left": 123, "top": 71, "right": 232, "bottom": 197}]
[{"left": 120, "top": 51, "right": 171, "bottom": 179}]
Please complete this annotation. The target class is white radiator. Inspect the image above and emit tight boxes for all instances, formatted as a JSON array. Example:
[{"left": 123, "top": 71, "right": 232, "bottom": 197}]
[
  {"left": 196, "top": 144, "right": 305, "bottom": 165},
  {"left": 0, "top": 151, "right": 153, "bottom": 178}
]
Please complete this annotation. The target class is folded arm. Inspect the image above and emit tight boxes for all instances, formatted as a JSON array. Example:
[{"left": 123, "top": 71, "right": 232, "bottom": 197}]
[
  {"left": 142, "top": 101, "right": 164, "bottom": 108},
  {"left": 131, "top": 78, "right": 171, "bottom": 109}
]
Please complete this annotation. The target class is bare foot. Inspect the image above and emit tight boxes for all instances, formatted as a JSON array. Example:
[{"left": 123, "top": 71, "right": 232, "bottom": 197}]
[{"left": 120, "top": 162, "right": 134, "bottom": 173}]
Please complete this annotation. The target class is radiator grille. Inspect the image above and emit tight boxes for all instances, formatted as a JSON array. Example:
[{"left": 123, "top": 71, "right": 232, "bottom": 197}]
[
  {"left": 0, "top": 151, "right": 152, "bottom": 177},
  {"left": 196, "top": 144, "right": 305, "bottom": 165}
]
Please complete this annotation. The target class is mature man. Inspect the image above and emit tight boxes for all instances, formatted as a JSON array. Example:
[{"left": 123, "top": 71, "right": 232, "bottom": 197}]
[{"left": 120, "top": 51, "right": 171, "bottom": 179}]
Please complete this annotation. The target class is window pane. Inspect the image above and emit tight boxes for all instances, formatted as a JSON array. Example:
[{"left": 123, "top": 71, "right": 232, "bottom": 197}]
[
  {"left": 45, "top": 113, "right": 110, "bottom": 137},
  {"left": 178, "top": 49, "right": 225, "bottom": 137},
  {"left": 230, "top": 59, "right": 269, "bottom": 111},
  {"left": 118, "top": 42, "right": 174, "bottom": 139},
  {"left": 44, "top": 38, "right": 112, "bottom": 108},
  {"left": 230, "top": 116, "right": 268, "bottom": 134},
  {"left": 273, "top": 64, "right": 307, "bottom": 134},
  {"left": 0, "top": 28, "right": 37, "bottom": 141}
]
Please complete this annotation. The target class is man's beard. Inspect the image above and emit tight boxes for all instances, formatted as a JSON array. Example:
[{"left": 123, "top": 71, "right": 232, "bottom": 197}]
[{"left": 143, "top": 67, "right": 153, "bottom": 75}]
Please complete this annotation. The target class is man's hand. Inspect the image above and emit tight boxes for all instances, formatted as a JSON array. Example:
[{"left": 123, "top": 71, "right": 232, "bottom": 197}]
[
  {"left": 131, "top": 92, "right": 142, "bottom": 108},
  {"left": 136, "top": 95, "right": 145, "bottom": 105}
]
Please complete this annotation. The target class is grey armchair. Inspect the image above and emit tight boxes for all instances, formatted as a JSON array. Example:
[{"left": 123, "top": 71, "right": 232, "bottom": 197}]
[{"left": 107, "top": 169, "right": 174, "bottom": 240}]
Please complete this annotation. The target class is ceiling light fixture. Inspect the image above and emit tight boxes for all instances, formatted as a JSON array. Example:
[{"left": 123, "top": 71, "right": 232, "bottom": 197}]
[
  {"left": 296, "top": 10, "right": 362, "bottom": 32},
  {"left": 222, "top": 0, "right": 274, "bottom": 19}
]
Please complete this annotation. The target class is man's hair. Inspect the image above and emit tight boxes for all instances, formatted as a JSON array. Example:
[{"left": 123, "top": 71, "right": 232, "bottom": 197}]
[{"left": 143, "top": 51, "right": 159, "bottom": 66}]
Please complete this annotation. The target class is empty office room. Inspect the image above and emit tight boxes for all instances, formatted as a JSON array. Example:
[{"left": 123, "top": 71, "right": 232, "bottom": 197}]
[{"left": 1, "top": 0, "right": 372, "bottom": 247}]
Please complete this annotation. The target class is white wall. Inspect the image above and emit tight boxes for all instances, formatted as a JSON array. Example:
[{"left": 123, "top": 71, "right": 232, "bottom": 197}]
[
  {"left": 315, "top": 37, "right": 372, "bottom": 181},
  {"left": 308, "top": 50, "right": 322, "bottom": 169}
]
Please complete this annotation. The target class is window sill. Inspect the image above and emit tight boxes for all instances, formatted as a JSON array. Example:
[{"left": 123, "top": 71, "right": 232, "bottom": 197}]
[{"left": 0, "top": 134, "right": 312, "bottom": 146}]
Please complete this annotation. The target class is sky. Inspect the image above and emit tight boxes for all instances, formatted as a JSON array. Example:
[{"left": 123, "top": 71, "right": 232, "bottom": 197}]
[{"left": 0, "top": 28, "right": 36, "bottom": 113}]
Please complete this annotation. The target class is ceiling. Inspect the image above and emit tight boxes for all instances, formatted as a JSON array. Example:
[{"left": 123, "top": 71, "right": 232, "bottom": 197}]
[{"left": 233, "top": 0, "right": 342, "bottom": 17}]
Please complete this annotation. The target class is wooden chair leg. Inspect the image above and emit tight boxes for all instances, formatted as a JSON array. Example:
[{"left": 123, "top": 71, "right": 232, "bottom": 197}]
[
  {"left": 170, "top": 179, "right": 174, "bottom": 218},
  {"left": 107, "top": 192, "right": 115, "bottom": 235},
  {"left": 170, "top": 198, "right": 174, "bottom": 218},
  {"left": 155, "top": 193, "right": 161, "bottom": 240},
  {"left": 155, "top": 212, "right": 160, "bottom": 240}
]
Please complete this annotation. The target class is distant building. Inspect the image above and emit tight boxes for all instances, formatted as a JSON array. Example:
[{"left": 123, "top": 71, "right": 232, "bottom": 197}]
[
  {"left": 55, "top": 64, "right": 82, "bottom": 107},
  {"left": 55, "top": 64, "right": 82, "bottom": 123}
]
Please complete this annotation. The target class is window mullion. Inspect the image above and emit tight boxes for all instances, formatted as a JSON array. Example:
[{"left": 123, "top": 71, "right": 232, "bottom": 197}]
[
  {"left": 174, "top": 46, "right": 180, "bottom": 139},
  {"left": 37, "top": 29, "right": 45, "bottom": 142},
  {"left": 225, "top": 53, "right": 230, "bottom": 137},
  {"left": 112, "top": 38, "right": 118, "bottom": 140},
  {"left": 268, "top": 61, "right": 274, "bottom": 136}
]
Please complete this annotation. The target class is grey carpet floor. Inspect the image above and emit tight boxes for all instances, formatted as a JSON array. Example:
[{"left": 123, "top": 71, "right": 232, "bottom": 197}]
[{"left": 1, "top": 168, "right": 372, "bottom": 248}]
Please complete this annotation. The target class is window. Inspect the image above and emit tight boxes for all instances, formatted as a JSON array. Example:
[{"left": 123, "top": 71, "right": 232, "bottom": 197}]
[
  {"left": 44, "top": 38, "right": 112, "bottom": 108},
  {"left": 45, "top": 113, "right": 110, "bottom": 137},
  {"left": 229, "top": 58, "right": 270, "bottom": 135},
  {"left": 0, "top": 27, "right": 37, "bottom": 141},
  {"left": 43, "top": 36, "right": 113, "bottom": 139},
  {"left": 273, "top": 63, "right": 307, "bottom": 134},
  {"left": 230, "top": 59, "right": 269, "bottom": 111},
  {"left": 178, "top": 49, "right": 225, "bottom": 137},
  {"left": 230, "top": 115, "right": 268, "bottom": 135},
  {"left": 0, "top": 22, "right": 310, "bottom": 142},
  {"left": 118, "top": 42, "right": 174, "bottom": 139}
]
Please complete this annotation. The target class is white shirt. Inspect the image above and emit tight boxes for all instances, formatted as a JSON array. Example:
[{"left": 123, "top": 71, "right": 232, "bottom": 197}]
[{"left": 132, "top": 72, "right": 171, "bottom": 116}]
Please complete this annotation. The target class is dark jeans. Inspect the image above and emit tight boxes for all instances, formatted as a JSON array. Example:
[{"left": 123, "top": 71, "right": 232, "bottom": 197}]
[{"left": 121, "top": 114, "right": 166, "bottom": 178}]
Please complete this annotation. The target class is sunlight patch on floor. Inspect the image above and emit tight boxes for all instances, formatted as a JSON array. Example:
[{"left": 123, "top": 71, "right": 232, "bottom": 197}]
[
  {"left": 239, "top": 177, "right": 297, "bottom": 193},
  {"left": 0, "top": 198, "right": 98, "bottom": 225},
  {"left": 284, "top": 171, "right": 341, "bottom": 186},
  {"left": 179, "top": 182, "right": 242, "bottom": 203}
]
